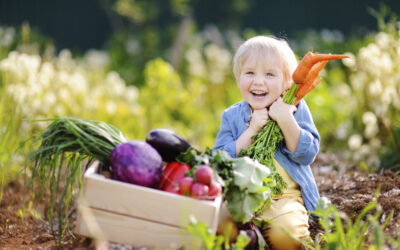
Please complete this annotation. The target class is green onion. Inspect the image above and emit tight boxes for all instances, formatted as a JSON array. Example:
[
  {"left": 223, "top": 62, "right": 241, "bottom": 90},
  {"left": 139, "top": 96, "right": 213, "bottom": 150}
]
[{"left": 28, "top": 117, "right": 127, "bottom": 245}]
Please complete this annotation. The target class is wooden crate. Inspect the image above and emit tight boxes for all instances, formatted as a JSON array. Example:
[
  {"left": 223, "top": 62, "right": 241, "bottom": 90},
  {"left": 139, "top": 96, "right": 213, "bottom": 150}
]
[{"left": 75, "top": 161, "right": 222, "bottom": 248}]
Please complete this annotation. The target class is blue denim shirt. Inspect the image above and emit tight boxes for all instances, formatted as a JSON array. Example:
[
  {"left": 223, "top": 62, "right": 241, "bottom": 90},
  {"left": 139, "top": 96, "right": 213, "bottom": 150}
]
[{"left": 213, "top": 99, "right": 320, "bottom": 211}]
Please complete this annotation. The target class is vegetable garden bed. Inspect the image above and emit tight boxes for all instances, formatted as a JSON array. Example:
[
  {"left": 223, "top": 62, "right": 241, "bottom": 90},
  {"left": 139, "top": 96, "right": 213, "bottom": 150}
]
[{"left": 75, "top": 161, "right": 222, "bottom": 248}]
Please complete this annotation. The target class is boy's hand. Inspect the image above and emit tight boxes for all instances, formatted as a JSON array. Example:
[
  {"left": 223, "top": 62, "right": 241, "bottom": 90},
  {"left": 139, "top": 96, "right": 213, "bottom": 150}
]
[
  {"left": 269, "top": 97, "right": 297, "bottom": 124},
  {"left": 249, "top": 109, "right": 269, "bottom": 133}
]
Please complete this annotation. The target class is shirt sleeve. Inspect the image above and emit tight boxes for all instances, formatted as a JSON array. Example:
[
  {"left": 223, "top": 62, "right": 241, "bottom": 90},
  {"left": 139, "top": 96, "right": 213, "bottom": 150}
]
[
  {"left": 281, "top": 99, "right": 320, "bottom": 165},
  {"left": 213, "top": 111, "right": 236, "bottom": 158}
]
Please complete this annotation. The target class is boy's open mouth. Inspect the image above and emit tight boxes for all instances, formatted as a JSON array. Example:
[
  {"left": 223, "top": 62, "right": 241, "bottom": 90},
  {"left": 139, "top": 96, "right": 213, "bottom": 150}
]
[{"left": 251, "top": 90, "right": 267, "bottom": 97}]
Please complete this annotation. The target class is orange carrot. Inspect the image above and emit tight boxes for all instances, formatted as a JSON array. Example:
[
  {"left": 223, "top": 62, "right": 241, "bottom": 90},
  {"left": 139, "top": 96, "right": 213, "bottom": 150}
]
[
  {"left": 296, "top": 60, "right": 328, "bottom": 99},
  {"left": 292, "top": 52, "right": 348, "bottom": 84},
  {"left": 294, "top": 78, "right": 322, "bottom": 105}
]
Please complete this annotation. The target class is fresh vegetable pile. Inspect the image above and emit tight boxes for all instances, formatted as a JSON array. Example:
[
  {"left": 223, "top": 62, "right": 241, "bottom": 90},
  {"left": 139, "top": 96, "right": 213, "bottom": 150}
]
[{"left": 29, "top": 117, "right": 273, "bottom": 247}]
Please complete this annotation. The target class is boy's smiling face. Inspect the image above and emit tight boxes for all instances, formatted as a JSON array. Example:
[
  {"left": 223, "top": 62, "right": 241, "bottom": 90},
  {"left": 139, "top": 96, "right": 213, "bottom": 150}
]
[{"left": 237, "top": 51, "right": 285, "bottom": 110}]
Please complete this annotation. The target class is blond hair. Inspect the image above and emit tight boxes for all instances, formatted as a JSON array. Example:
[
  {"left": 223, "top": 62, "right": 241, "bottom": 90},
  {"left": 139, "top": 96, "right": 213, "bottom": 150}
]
[{"left": 233, "top": 36, "right": 298, "bottom": 89}]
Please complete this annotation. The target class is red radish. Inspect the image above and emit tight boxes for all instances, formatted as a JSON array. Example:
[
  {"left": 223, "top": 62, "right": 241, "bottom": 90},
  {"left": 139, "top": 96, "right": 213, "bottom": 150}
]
[
  {"left": 178, "top": 177, "right": 194, "bottom": 196},
  {"left": 195, "top": 165, "right": 214, "bottom": 185},
  {"left": 191, "top": 183, "right": 209, "bottom": 199},
  {"left": 208, "top": 181, "right": 222, "bottom": 199}
]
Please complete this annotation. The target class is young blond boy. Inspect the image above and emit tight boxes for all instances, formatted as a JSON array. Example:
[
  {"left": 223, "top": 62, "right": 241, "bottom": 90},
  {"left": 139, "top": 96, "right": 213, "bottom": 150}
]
[{"left": 214, "top": 36, "right": 320, "bottom": 250}]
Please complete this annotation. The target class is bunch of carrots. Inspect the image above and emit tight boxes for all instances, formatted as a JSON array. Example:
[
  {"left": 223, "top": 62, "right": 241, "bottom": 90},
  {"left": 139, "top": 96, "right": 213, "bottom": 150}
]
[
  {"left": 292, "top": 52, "right": 348, "bottom": 105},
  {"left": 239, "top": 52, "right": 348, "bottom": 196}
]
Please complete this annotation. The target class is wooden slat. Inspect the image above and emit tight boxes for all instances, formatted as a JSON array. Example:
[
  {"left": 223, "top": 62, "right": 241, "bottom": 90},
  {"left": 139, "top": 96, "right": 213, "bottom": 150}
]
[
  {"left": 75, "top": 205, "right": 204, "bottom": 249},
  {"left": 81, "top": 161, "right": 221, "bottom": 231}
]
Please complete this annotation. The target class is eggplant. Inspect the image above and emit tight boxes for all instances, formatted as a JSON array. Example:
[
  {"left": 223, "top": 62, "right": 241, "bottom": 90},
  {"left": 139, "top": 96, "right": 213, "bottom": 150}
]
[{"left": 145, "top": 128, "right": 191, "bottom": 162}]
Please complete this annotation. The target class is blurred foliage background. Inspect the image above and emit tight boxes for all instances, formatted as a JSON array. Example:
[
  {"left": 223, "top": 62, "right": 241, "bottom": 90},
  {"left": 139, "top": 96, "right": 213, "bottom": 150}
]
[{"left": 1, "top": 0, "right": 400, "bottom": 191}]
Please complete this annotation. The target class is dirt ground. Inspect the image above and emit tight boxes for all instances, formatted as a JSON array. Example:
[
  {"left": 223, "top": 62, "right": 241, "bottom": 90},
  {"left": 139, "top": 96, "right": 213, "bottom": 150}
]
[{"left": 1, "top": 153, "right": 399, "bottom": 249}]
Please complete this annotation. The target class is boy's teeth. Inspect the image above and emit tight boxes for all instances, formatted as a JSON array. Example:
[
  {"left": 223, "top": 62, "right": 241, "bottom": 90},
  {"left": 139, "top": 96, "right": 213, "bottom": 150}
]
[{"left": 251, "top": 91, "right": 266, "bottom": 96}]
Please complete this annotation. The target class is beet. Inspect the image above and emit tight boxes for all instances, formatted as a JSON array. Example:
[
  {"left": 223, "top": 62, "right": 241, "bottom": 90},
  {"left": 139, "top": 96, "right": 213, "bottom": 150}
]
[{"left": 110, "top": 141, "right": 162, "bottom": 188}]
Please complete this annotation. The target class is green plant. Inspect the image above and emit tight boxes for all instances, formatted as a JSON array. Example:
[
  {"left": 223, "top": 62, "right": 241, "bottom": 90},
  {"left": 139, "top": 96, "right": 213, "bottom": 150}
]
[
  {"left": 187, "top": 218, "right": 251, "bottom": 250},
  {"left": 308, "top": 195, "right": 398, "bottom": 250}
]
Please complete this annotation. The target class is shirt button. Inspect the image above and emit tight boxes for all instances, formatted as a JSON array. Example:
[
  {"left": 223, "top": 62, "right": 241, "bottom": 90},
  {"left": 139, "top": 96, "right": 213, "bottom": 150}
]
[
  {"left": 248, "top": 114, "right": 252, "bottom": 119},
  {"left": 245, "top": 122, "right": 250, "bottom": 127}
]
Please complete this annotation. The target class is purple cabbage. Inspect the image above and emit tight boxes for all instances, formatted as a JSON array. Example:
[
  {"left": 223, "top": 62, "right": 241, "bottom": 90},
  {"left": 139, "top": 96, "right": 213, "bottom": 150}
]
[{"left": 110, "top": 141, "right": 163, "bottom": 188}]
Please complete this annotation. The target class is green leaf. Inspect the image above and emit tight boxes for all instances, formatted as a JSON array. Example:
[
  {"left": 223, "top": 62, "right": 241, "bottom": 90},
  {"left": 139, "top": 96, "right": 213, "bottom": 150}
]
[
  {"left": 187, "top": 218, "right": 224, "bottom": 250},
  {"left": 225, "top": 186, "right": 270, "bottom": 223},
  {"left": 232, "top": 157, "right": 271, "bottom": 193},
  {"left": 232, "top": 231, "right": 251, "bottom": 250}
]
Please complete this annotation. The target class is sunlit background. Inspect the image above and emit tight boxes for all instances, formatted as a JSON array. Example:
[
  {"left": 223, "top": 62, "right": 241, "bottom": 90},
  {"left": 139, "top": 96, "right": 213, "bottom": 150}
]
[{"left": 1, "top": 0, "right": 400, "bottom": 189}]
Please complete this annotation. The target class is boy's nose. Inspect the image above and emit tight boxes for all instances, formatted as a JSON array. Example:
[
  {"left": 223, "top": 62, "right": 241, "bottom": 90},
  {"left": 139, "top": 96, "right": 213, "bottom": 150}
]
[{"left": 253, "top": 75, "right": 264, "bottom": 84}]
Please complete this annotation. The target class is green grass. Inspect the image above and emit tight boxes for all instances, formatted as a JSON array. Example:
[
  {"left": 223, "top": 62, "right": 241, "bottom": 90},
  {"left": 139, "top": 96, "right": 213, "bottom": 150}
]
[{"left": 0, "top": 87, "right": 26, "bottom": 202}]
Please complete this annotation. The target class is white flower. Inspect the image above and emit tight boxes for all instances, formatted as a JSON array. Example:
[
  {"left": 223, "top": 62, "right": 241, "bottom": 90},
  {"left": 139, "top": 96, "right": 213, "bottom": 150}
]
[
  {"left": 84, "top": 49, "right": 110, "bottom": 70},
  {"left": 43, "top": 92, "right": 56, "bottom": 106},
  {"left": 57, "top": 49, "right": 75, "bottom": 71},
  {"left": 125, "top": 87, "right": 139, "bottom": 101},
  {"left": 342, "top": 53, "right": 356, "bottom": 69},
  {"left": 362, "top": 112, "right": 377, "bottom": 125},
  {"left": 69, "top": 72, "right": 88, "bottom": 94},
  {"left": 379, "top": 52, "right": 393, "bottom": 74},
  {"left": 336, "top": 83, "right": 351, "bottom": 97},
  {"left": 348, "top": 134, "right": 363, "bottom": 150},
  {"left": 368, "top": 79, "right": 382, "bottom": 96},
  {"left": 106, "top": 101, "right": 117, "bottom": 114},
  {"left": 350, "top": 72, "right": 367, "bottom": 90},
  {"left": 364, "top": 123, "right": 378, "bottom": 138},
  {"left": 359, "top": 144, "right": 370, "bottom": 156},
  {"left": 185, "top": 48, "right": 206, "bottom": 76},
  {"left": 59, "top": 88, "right": 71, "bottom": 102},
  {"left": 375, "top": 32, "right": 390, "bottom": 48},
  {"left": 335, "top": 121, "right": 351, "bottom": 140}
]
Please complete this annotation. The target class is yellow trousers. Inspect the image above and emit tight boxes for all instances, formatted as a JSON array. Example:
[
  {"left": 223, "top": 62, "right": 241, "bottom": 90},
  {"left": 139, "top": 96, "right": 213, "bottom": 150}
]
[{"left": 257, "top": 159, "right": 309, "bottom": 250}]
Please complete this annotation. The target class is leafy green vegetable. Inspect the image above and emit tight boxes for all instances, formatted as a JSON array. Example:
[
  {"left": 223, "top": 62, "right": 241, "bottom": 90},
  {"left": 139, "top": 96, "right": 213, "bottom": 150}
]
[
  {"left": 226, "top": 157, "right": 272, "bottom": 223},
  {"left": 178, "top": 148, "right": 274, "bottom": 224}
]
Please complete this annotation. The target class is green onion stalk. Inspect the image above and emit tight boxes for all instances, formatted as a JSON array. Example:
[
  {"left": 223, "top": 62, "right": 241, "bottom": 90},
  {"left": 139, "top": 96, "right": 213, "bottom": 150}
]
[
  {"left": 238, "top": 84, "right": 299, "bottom": 196},
  {"left": 28, "top": 117, "right": 127, "bottom": 244}
]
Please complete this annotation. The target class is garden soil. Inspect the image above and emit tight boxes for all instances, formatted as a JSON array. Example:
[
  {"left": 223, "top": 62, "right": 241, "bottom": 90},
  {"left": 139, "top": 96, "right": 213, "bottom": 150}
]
[{"left": 1, "top": 153, "right": 399, "bottom": 249}]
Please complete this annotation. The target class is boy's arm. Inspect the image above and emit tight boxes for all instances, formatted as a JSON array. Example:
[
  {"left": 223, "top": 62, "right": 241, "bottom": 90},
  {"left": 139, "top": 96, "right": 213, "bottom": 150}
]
[
  {"left": 270, "top": 98, "right": 319, "bottom": 165},
  {"left": 214, "top": 108, "right": 269, "bottom": 158},
  {"left": 213, "top": 112, "right": 237, "bottom": 158},
  {"left": 235, "top": 109, "right": 268, "bottom": 156}
]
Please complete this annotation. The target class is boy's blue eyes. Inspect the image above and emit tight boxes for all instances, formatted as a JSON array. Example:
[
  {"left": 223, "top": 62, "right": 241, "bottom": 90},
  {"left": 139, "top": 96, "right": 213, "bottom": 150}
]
[{"left": 245, "top": 72, "right": 274, "bottom": 76}]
